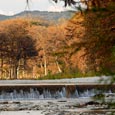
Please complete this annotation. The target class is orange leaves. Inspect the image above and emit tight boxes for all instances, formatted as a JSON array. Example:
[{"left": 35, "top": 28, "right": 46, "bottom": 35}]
[
  {"left": 64, "top": 1, "right": 115, "bottom": 73},
  {"left": 0, "top": 18, "right": 37, "bottom": 58}
]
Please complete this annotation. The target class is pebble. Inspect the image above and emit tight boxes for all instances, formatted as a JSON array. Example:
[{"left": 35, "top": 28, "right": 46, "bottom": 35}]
[{"left": 0, "top": 99, "right": 114, "bottom": 115}]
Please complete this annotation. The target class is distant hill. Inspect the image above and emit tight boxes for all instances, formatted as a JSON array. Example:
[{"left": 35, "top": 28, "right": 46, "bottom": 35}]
[
  {"left": 0, "top": 14, "right": 10, "bottom": 20},
  {"left": 0, "top": 11, "right": 75, "bottom": 21}
]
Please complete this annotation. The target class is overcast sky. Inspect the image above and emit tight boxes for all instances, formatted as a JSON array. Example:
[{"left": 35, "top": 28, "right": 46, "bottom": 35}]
[{"left": 0, "top": 0, "right": 70, "bottom": 16}]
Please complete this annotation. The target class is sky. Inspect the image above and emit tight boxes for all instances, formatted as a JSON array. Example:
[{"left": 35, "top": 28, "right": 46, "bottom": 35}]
[{"left": 0, "top": 0, "right": 71, "bottom": 16}]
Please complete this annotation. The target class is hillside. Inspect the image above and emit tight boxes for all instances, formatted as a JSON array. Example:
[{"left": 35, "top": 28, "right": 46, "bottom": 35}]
[
  {"left": 0, "top": 11, "right": 75, "bottom": 21},
  {"left": 0, "top": 14, "right": 9, "bottom": 20}
]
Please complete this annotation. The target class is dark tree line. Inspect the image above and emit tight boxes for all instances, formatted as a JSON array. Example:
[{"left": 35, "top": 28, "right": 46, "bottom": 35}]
[{"left": 0, "top": 19, "right": 37, "bottom": 79}]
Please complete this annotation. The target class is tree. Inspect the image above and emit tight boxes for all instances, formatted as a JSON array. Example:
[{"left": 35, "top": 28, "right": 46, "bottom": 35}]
[
  {"left": 28, "top": 20, "right": 67, "bottom": 76},
  {"left": 0, "top": 19, "right": 37, "bottom": 79},
  {"left": 0, "top": 31, "right": 9, "bottom": 78},
  {"left": 64, "top": 1, "right": 115, "bottom": 74},
  {"left": 52, "top": 0, "right": 115, "bottom": 8}
]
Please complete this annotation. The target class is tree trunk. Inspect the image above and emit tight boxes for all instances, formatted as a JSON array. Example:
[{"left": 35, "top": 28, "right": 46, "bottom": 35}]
[
  {"left": 40, "top": 62, "right": 43, "bottom": 70},
  {"left": 43, "top": 49, "right": 47, "bottom": 76},
  {"left": 55, "top": 57, "right": 62, "bottom": 73},
  {"left": 44, "top": 55, "right": 47, "bottom": 76},
  {"left": 13, "top": 64, "right": 18, "bottom": 79},
  {"left": 9, "top": 58, "right": 13, "bottom": 79},
  {"left": 0, "top": 58, "right": 3, "bottom": 79},
  {"left": 12, "top": 59, "right": 19, "bottom": 79},
  {"left": 21, "top": 58, "right": 26, "bottom": 79}
]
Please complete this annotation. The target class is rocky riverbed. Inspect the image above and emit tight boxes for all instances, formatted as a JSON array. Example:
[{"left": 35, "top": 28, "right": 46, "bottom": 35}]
[{"left": 0, "top": 97, "right": 115, "bottom": 115}]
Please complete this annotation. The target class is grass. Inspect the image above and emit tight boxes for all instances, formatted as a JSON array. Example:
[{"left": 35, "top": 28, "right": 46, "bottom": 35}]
[
  {"left": 37, "top": 71, "right": 105, "bottom": 80},
  {"left": 37, "top": 67, "right": 115, "bottom": 80}
]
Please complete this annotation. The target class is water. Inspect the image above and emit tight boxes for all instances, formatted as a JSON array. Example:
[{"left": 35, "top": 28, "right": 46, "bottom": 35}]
[{"left": 0, "top": 87, "right": 113, "bottom": 101}]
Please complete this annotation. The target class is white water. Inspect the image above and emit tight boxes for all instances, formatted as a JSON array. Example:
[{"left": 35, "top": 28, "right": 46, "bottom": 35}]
[
  {"left": 0, "top": 87, "right": 112, "bottom": 101},
  {"left": 0, "top": 88, "right": 67, "bottom": 100}
]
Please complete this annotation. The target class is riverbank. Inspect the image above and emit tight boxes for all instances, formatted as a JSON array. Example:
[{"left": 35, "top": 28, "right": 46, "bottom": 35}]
[{"left": 0, "top": 97, "right": 115, "bottom": 115}]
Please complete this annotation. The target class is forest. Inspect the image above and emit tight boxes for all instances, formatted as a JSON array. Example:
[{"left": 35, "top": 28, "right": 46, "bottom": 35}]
[{"left": 0, "top": 0, "right": 115, "bottom": 79}]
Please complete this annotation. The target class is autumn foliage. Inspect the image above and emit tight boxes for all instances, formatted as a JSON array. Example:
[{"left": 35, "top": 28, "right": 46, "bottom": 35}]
[
  {"left": 0, "top": 0, "right": 115, "bottom": 79},
  {"left": 0, "top": 19, "right": 38, "bottom": 79},
  {"left": 0, "top": 18, "right": 68, "bottom": 79},
  {"left": 65, "top": 1, "right": 115, "bottom": 74}
]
